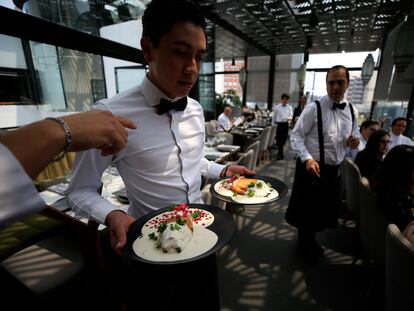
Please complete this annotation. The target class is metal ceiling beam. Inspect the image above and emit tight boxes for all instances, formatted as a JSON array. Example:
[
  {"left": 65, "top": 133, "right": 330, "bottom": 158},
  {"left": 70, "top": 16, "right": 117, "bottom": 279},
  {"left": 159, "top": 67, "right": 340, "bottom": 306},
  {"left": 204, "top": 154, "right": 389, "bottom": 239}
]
[{"left": 198, "top": 5, "right": 273, "bottom": 56}]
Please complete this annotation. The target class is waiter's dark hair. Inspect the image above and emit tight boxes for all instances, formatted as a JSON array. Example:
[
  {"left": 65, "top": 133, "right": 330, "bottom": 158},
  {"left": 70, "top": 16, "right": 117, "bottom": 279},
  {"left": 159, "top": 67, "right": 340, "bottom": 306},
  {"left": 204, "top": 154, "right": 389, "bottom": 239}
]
[
  {"left": 142, "top": 0, "right": 207, "bottom": 48},
  {"left": 391, "top": 117, "right": 407, "bottom": 126},
  {"left": 326, "top": 65, "right": 350, "bottom": 83}
]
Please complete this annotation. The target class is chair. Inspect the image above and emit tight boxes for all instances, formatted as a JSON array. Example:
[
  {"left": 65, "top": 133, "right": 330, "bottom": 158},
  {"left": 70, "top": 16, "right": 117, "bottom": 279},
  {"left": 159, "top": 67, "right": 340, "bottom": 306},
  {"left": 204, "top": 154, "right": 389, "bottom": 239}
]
[
  {"left": 257, "top": 126, "right": 271, "bottom": 164},
  {"left": 34, "top": 152, "right": 76, "bottom": 189},
  {"left": 209, "top": 120, "right": 219, "bottom": 133},
  {"left": 226, "top": 141, "right": 259, "bottom": 170},
  {"left": 205, "top": 122, "right": 216, "bottom": 137},
  {"left": 244, "top": 141, "right": 260, "bottom": 171},
  {"left": 359, "top": 177, "right": 388, "bottom": 265},
  {"left": 267, "top": 125, "right": 277, "bottom": 153},
  {"left": 385, "top": 223, "right": 414, "bottom": 311},
  {"left": 0, "top": 205, "right": 109, "bottom": 309},
  {"left": 342, "top": 157, "right": 362, "bottom": 224},
  {"left": 236, "top": 149, "right": 254, "bottom": 170}
]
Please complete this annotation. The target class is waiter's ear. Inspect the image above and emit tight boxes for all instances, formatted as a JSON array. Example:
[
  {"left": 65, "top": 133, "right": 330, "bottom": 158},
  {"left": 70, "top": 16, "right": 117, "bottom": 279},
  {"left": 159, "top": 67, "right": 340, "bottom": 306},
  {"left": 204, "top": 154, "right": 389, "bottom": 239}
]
[{"left": 141, "top": 37, "right": 153, "bottom": 63}]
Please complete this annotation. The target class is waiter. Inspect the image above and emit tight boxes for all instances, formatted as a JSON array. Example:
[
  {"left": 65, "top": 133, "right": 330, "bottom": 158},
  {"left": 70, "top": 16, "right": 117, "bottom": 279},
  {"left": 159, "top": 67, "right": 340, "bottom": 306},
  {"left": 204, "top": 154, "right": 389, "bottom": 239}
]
[{"left": 272, "top": 93, "right": 293, "bottom": 160}]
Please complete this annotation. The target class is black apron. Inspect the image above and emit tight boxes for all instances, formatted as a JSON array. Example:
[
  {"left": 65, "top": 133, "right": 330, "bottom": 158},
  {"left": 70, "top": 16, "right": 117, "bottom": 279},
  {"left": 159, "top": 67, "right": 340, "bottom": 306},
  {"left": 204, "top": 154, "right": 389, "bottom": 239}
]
[{"left": 285, "top": 100, "right": 354, "bottom": 231}]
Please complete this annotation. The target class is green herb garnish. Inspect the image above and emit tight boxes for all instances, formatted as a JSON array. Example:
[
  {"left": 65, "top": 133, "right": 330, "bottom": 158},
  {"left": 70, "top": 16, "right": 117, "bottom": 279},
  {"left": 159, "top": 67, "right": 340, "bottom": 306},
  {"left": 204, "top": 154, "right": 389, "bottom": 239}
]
[
  {"left": 170, "top": 223, "right": 175, "bottom": 231},
  {"left": 148, "top": 232, "right": 158, "bottom": 240},
  {"left": 158, "top": 222, "right": 167, "bottom": 233},
  {"left": 257, "top": 182, "right": 263, "bottom": 188},
  {"left": 174, "top": 224, "right": 181, "bottom": 230},
  {"left": 232, "top": 193, "right": 238, "bottom": 197},
  {"left": 191, "top": 211, "right": 201, "bottom": 219},
  {"left": 247, "top": 190, "right": 255, "bottom": 197},
  {"left": 176, "top": 218, "right": 187, "bottom": 226},
  {"left": 248, "top": 182, "right": 256, "bottom": 188}
]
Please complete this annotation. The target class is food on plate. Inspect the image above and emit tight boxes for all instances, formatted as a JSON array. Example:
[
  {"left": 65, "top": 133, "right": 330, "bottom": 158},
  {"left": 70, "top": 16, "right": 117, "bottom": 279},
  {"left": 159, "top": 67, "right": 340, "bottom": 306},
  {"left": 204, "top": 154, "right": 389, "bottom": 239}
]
[
  {"left": 214, "top": 176, "right": 278, "bottom": 204},
  {"left": 157, "top": 214, "right": 193, "bottom": 253},
  {"left": 133, "top": 204, "right": 218, "bottom": 262}
]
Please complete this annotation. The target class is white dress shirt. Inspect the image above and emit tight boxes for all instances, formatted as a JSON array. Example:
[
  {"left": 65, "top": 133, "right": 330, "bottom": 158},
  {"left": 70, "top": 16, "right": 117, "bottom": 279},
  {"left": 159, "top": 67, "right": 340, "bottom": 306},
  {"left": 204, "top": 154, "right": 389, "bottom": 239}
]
[
  {"left": 290, "top": 95, "right": 359, "bottom": 166},
  {"left": 0, "top": 144, "right": 46, "bottom": 228},
  {"left": 66, "top": 76, "right": 225, "bottom": 223},
  {"left": 217, "top": 113, "right": 232, "bottom": 131},
  {"left": 389, "top": 132, "right": 413, "bottom": 150},
  {"left": 272, "top": 103, "right": 293, "bottom": 124}
]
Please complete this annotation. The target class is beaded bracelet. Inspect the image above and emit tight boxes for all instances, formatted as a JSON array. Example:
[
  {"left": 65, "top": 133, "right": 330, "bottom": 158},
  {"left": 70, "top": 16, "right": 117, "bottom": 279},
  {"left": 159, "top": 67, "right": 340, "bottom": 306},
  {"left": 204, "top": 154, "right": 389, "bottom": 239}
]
[{"left": 46, "top": 117, "right": 72, "bottom": 162}]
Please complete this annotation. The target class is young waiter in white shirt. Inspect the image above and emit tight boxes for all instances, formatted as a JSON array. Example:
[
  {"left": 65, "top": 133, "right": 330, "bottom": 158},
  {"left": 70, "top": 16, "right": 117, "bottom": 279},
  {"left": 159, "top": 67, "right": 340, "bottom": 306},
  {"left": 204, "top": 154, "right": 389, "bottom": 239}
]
[{"left": 66, "top": 1, "right": 254, "bottom": 253}]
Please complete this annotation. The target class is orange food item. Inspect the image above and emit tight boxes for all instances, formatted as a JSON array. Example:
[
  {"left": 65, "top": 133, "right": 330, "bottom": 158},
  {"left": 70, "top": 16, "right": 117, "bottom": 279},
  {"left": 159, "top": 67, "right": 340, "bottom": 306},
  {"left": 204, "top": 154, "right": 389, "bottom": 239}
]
[
  {"left": 230, "top": 184, "right": 246, "bottom": 195},
  {"left": 235, "top": 178, "right": 257, "bottom": 190}
]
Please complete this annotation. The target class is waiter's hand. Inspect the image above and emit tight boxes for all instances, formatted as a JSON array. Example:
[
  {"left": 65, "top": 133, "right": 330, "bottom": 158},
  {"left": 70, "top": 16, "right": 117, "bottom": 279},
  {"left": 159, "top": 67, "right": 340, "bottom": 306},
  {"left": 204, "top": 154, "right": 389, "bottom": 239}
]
[
  {"left": 105, "top": 210, "right": 136, "bottom": 255},
  {"left": 225, "top": 165, "right": 256, "bottom": 177},
  {"left": 347, "top": 135, "right": 360, "bottom": 149},
  {"left": 305, "top": 158, "right": 320, "bottom": 178}
]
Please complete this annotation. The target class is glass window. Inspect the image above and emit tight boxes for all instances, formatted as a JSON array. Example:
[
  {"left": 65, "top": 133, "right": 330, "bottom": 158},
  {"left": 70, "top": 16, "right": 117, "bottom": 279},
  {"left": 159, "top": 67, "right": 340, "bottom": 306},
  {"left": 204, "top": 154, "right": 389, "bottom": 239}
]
[
  {"left": 0, "top": 34, "right": 27, "bottom": 69},
  {"left": 30, "top": 42, "right": 66, "bottom": 110},
  {"left": 1, "top": 0, "right": 148, "bottom": 48},
  {"left": 115, "top": 66, "right": 146, "bottom": 93}
]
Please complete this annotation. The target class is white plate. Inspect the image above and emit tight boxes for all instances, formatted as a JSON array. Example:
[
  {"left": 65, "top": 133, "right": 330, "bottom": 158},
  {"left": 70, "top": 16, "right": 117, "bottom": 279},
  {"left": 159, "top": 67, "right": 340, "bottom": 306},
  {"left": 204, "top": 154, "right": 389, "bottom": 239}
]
[{"left": 216, "top": 145, "right": 238, "bottom": 152}]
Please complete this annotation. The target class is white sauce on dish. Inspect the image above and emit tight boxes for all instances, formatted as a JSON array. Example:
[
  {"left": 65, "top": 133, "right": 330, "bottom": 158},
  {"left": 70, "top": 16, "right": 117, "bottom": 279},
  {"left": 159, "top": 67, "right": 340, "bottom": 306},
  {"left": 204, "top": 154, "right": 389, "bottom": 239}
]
[{"left": 133, "top": 226, "right": 218, "bottom": 262}]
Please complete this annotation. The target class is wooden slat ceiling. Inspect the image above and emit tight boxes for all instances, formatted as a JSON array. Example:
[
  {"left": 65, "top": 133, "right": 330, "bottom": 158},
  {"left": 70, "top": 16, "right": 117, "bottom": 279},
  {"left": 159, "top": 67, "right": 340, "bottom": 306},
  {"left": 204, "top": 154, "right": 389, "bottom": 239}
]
[{"left": 193, "top": 0, "right": 414, "bottom": 59}]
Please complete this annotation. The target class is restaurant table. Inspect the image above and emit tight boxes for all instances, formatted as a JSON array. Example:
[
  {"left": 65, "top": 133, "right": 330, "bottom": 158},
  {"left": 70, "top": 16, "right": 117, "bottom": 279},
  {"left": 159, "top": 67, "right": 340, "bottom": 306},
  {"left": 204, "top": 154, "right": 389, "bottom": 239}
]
[
  {"left": 230, "top": 130, "right": 260, "bottom": 151},
  {"left": 204, "top": 144, "right": 240, "bottom": 163},
  {"left": 40, "top": 171, "right": 129, "bottom": 231}
]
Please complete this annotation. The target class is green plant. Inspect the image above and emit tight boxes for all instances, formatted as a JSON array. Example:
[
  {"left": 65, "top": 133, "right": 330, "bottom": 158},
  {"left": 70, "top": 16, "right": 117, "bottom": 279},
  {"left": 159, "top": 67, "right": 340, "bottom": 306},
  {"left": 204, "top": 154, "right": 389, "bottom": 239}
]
[{"left": 215, "top": 89, "right": 242, "bottom": 108}]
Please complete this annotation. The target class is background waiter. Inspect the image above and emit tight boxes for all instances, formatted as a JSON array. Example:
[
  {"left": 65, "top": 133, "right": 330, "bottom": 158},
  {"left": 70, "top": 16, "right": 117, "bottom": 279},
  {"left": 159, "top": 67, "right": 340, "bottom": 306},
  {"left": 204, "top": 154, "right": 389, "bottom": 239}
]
[{"left": 272, "top": 93, "right": 293, "bottom": 160}]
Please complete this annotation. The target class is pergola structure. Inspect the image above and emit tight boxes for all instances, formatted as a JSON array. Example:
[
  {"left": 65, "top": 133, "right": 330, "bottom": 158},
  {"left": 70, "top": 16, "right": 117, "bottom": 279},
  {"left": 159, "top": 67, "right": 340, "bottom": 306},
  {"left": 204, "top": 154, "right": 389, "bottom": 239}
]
[{"left": 195, "top": 0, "right": 414, "bottom": 58}]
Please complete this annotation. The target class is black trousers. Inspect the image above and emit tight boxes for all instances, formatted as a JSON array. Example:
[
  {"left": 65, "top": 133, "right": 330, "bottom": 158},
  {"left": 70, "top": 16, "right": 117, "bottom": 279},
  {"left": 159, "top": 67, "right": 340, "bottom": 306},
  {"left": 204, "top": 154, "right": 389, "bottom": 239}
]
[
  {"left": 286, "top": 158, "right": 341, "bottom": 232},
  {"left": 276, "top": 122, "right": 289, "bottom": 147}
]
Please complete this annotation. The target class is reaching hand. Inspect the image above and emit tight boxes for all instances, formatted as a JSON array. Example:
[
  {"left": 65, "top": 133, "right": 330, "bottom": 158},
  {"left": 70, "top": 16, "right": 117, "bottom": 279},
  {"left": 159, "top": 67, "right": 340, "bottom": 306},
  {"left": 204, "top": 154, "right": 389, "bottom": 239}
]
[{"left": 61, "top": 110, "right": 137, "bottom": 156}]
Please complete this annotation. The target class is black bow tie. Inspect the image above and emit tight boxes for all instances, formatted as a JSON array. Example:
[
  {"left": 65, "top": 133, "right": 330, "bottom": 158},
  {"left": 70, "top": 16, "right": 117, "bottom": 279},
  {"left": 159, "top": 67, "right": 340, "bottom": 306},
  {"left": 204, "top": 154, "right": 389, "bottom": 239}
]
[
  {"left": 156, "top": 97, "right": 187, "bottom": 115},
  {"left": 333, "top": 102, "right": 346, "bottom": 110}
]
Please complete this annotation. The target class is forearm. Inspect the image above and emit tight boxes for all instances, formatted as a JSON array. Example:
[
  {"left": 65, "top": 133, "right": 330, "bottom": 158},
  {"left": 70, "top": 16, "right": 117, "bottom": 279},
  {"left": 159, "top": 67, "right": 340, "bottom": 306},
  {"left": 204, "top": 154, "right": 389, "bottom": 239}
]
[{"left": 0, "top": 119, "right": 65, "bottom": 179}]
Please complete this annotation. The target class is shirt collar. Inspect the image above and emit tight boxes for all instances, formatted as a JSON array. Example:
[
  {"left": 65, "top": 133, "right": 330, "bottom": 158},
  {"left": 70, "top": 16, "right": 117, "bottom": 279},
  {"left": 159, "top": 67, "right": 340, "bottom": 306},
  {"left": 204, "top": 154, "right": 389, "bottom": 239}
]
[{"left": 141, "top": 75, "right": 186, "bottom": 108}]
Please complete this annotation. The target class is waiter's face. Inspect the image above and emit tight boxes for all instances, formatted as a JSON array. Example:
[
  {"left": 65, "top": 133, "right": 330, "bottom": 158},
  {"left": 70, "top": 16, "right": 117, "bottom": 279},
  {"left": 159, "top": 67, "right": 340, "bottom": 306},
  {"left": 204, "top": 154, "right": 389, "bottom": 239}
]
[
  {"left": 326, "top": 68, "right": 349, "bottom": 103},
  {"left": 142, "top": 21, "right": 206, "bottom": 98},
  {"left": 391, "top": 120, "right": 407, "bottom": 135}
]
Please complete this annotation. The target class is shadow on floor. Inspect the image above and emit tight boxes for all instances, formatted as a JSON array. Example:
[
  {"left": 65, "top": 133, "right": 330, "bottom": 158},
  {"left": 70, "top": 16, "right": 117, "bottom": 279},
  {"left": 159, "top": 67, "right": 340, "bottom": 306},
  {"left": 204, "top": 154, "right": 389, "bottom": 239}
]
[{"left": 217, "top": 144, "right": 383, "bottom": 311}]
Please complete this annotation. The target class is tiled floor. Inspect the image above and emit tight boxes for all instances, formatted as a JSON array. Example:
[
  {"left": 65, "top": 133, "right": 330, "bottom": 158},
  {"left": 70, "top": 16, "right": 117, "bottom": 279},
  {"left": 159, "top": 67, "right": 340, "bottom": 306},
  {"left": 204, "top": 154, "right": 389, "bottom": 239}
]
[{"left": 217, "top": 146, "right": 384, "bottom": 311}]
